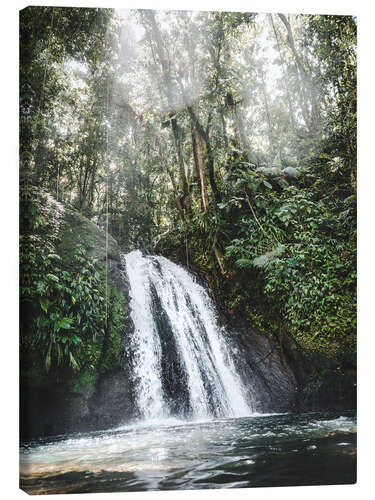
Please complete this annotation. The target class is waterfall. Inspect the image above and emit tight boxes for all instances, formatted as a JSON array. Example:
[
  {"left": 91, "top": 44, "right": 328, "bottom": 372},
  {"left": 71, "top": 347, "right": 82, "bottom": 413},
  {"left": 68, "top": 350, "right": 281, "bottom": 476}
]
[{"left": 122, "top": 250, "right": 253, "bottom": 421}]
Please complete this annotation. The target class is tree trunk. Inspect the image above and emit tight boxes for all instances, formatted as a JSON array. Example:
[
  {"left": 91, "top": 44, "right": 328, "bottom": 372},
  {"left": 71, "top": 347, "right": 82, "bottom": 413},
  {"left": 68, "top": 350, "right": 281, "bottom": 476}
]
[
  {"left": 226, "top": 92, "right": 252, "bottom": 161},
  {"left": 269, "top": 14, "right": 296, "bottom": 132},
  {"left": 187, "top": 104, "right": 220, "bottom": 204},
  {"left": 220, "top": 109, "right": 229, "bottom": 148},
  {"left": 260, "top": 73, "right": 275, "bottom": 157},
  {"left": 213, "top": 245, "right": 226, "bottom": 276},
  {"left": 171, "top": 117, "right": 190, "bottom": 212},
  {"left": 206, "top": 138, "right": 221, "bottom": 204},
  {"left": 156, "top": 137, "right": 185, "bottom": 219},
  {"left": 278, "top": 13, "right": 320, "bottom": 131},
  {"left": 192, "top": 126, "right": 209, "bottom": 212},
  {"left": 233, "top": 104, "right": 250, "bottom": 155}
]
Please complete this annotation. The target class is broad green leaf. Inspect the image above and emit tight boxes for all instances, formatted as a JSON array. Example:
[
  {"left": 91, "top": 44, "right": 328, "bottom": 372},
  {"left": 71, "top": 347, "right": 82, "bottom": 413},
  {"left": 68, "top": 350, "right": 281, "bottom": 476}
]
[{"left": 40, "top": 297, "right": 49, "bottom": 313}]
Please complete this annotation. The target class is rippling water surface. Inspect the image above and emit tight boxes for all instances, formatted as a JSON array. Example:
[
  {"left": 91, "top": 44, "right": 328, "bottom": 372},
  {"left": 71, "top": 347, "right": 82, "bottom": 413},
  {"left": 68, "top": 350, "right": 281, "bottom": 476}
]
[{"left": 20, "top": 411, "right": 356, "bottom": 494}]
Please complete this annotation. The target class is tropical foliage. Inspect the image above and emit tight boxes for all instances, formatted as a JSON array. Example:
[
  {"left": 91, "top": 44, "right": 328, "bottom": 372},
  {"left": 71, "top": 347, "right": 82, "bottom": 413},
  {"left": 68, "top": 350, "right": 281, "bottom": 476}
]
[{"left": 20, "top": 182, "right": 126, "bottom": 386}]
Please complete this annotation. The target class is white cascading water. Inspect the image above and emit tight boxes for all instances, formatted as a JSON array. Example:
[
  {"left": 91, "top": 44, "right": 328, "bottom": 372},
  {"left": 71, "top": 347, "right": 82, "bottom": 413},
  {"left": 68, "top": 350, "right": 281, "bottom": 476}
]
[{"left": 122, "top": 250, "right": 253, "bottom": 421}]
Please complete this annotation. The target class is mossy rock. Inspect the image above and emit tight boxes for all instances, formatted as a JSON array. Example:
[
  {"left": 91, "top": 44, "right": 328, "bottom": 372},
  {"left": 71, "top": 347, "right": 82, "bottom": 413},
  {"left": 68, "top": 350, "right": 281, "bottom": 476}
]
[{"left": 58, "top": 209, "right": 120, "bottom": 267}]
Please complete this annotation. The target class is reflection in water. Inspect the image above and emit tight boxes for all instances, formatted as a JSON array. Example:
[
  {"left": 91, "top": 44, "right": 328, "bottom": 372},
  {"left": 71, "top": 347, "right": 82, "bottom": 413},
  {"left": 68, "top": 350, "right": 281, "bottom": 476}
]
[{"left": 20, "top": 411, "right": 356, "bottom": 493}]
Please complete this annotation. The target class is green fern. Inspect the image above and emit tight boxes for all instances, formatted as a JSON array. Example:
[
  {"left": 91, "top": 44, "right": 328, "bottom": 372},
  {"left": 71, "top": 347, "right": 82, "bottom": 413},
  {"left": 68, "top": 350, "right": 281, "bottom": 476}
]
[
  {"left": 253, "top": 244, "right": 286, "bottom": 270},
  {"left": 235, "top": 258, "right": 254, "bottom": 269}
]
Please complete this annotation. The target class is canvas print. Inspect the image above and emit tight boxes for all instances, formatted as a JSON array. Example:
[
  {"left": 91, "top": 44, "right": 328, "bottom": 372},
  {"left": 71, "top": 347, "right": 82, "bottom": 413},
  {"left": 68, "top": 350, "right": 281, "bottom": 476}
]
[{"left": 19, "top": 6, "right": 357, "bottom": 494}]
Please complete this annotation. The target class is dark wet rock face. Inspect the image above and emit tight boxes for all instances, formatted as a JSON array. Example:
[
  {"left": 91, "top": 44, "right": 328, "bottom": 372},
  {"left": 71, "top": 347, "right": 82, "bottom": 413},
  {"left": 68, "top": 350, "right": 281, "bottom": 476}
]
[
  {"left": 281, "top": 335, "right": 357, "bottom": 412},
  {"left": 228, "top": 327, "right": 297, "bottom": 413},
  {"left": 88, "top": 369, "right": 136, "bottom": 427},
  {"left": 227, "top": 324, "right": 356, "bottom": 414},
  {"left": 20, "top": 371, "right": 136, "bottom": 439}
]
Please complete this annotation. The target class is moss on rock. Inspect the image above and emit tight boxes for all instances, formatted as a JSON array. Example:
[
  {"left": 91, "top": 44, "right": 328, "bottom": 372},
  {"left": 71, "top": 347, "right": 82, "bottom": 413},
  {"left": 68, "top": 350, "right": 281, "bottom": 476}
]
[{"left": 58, "top": 209, "right": 120, "bottom": 267}]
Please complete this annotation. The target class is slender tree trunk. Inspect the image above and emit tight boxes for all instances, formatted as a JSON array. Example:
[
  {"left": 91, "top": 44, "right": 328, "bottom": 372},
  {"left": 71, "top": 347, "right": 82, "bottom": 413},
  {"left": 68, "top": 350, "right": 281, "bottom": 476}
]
[
  {"left": 220, "top": 109, "right": 228, "bottom": 148},
  {"left": 226, "top": 92, "right": 252, "bottom": 161},
  {"left": 156, "top": 137, "right": 185, "bottom": 219},
  {"left": 244, "top": 191, "right": 278, "bottom": 245},
  {"left": 269, "top": 14, "right": 296, "bottom": 131},
  {"left": 260, "top": 73, "right": 275, "bottom": 157},
  {"left": 205, "top": 137, "right": 221, "bottom": 204},
  {"left": 171, "top": 117, "right": 190, "bottom": 211},
  {"left": 278, "top": 13, "right": 320, "bottom": 131},
  {"left": 191, "top": 125, "right": 202, "bottom": 204},
  {"left": 213, "top": 246, "right": 226, "bottom": 276},
  {"left": 81, "top": 159, "right": 91, "bottom": 210},
  {"left": 186, "top": 104, "right": 220, "bottom": 204},
  {"left": 88, "top": 158, "right": 98, "bottom": 207},
  {"left": 192, "top": 126, "right": 209, "bottom": 212}
]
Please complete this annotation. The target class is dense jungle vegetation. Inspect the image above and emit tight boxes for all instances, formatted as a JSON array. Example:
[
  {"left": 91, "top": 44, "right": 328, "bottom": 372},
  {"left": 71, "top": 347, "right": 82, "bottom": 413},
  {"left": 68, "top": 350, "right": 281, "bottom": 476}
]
[{"left": 20, "top": 7, "right": 356, "bottom": 385}]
